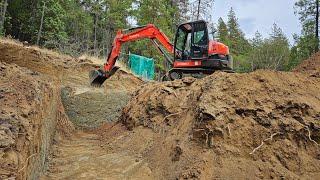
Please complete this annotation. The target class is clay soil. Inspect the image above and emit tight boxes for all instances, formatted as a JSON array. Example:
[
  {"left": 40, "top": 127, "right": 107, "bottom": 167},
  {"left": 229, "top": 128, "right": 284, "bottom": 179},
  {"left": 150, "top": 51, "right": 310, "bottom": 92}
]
[{"left": 1, "top": 38, "right": 320, "bottom": 179}]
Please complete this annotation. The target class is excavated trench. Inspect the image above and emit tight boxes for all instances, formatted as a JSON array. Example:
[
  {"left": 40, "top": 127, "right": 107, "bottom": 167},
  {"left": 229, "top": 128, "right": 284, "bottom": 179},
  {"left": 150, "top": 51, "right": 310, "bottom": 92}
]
[
  {"left": 0, "top": 39, "right": 145, "bottom": 179},
  {"left": 1, "top": 39, "right": 320, "bottom": 179},
  {"left": 60, "top": 86, "right": 131, "bottom": 129},
  {"left": 40, "top": 84, "right": 154, "bottom": 179}
]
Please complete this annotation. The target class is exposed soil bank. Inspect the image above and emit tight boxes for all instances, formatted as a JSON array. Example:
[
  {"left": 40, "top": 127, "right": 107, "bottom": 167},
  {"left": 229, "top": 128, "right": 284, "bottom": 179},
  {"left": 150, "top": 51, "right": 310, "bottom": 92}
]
[
  {"left": 117, "top": 70, "right": 320, "bottom": 179},
  {"left": 0, "top": 39, "right": 77, "bottom": 179},
  {"left": 61, "top": 70, "right": 142, "bottom": 129},
  {"left": 0, "top": 38, "right": 143, "bottom": 179},
  {"left": 0, "top": 62, "right": 72, "bottom": 179}
]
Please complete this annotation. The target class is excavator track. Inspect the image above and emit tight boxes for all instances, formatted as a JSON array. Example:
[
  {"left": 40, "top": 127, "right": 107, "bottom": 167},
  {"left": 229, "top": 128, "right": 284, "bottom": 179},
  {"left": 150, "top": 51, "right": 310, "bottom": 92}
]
[{"left": 163, "top": 68, "right": 235, "bottom": 81}]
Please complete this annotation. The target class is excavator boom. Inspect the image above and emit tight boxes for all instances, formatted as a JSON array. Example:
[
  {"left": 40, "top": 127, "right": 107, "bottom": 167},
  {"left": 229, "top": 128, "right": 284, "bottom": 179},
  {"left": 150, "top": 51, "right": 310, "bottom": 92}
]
[{"left": 89, "top": 24, "right": 174, "bottom": 87}]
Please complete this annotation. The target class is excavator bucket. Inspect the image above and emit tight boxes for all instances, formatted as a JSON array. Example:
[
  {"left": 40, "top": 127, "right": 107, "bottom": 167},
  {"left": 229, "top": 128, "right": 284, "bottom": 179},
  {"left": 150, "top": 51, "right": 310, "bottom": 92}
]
[{"left": 89, "top": 66, "right": 120, "bottom": 87}]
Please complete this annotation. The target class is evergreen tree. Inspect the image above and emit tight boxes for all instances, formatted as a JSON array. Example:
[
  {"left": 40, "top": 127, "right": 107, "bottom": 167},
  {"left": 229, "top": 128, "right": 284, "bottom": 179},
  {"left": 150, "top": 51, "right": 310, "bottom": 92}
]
[
  {"left": 226, "top": 8, "right": 251, "bottom": 72},
  {"left": 227, "top": 8, "right": 250, "bottom": 55},
  {"left": 294, "top": 0, "right": 319, "bottom": 59},
  {"left": 190, "top": 0, "right": 214, "bottom": 21},
  {"left": 128, "top": 0, "right": 179, "bottom": 78},
  {"left": 41, "top": 0, "right": 68, "bottom": 48},
  {"left": 216, "top": 17, "right": 228, "bottom": 45},
  {"left": 251, "top": 31, "right": 263, "bottom": 48},
  {"left": 248, "top": 24, "right": 290, "bottom": 71}
]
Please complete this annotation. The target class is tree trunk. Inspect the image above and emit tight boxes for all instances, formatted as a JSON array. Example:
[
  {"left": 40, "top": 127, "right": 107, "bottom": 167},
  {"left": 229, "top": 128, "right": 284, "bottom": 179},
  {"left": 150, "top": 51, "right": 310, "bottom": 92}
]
[
  {"left": 0, "top": 0, "right": 8, "bottom": 34},
  {"left": 94, "top": 13, "right": 98, "bottom": 56},
  {"left": 316, "top": 0, "right": 319, "bottom": 51},
  {"left": 197, "top": 0, "right": 201, "bottom": 20},
  {"left": 36, "top": 1, "right": 46, "bottom": 46}
]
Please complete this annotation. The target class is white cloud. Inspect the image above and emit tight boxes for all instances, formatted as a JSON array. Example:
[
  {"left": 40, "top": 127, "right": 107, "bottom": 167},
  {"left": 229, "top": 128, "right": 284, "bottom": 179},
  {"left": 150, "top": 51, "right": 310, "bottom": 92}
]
[{"left": 211, "top": 0, "right": 301, "bottom": 44}]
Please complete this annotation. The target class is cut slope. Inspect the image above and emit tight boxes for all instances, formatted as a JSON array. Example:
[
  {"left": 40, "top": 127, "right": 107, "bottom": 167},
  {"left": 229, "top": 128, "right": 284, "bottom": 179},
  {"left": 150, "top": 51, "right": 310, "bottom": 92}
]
[
  {"left": 0, "top": 62, "right": 73, "bottom": 179},
  {"left": 0, "top": 37, "right": 147, "bottom": 180},
  {"left": 116, "top": 70, "right": 320, "bottom": 179}
]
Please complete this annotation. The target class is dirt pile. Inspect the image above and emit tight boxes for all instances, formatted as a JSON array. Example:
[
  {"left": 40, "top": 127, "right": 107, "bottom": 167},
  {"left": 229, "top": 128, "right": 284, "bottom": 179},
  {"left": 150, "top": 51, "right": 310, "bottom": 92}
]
[
  {"left": 294, "top": 52, "right": 320, "bottom": 77},
  {"left": 0, "top": 39, "right": 82, "bottom": 77},
  {"left": 117, "top": 70, "right": 320, "bottom": 179}
]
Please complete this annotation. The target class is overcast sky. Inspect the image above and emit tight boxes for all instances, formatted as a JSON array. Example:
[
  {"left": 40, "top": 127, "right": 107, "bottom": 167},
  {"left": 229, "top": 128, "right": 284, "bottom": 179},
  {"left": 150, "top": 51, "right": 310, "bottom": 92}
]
[{"left": 211, "top": 0, "right": 301, "bottom": 44}]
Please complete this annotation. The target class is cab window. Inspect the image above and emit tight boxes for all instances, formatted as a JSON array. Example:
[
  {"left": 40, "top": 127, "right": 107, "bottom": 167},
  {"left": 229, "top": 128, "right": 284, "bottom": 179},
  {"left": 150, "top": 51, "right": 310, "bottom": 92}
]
[
  {"left": 193, "top": 30, "right": 205, "bottom": 44},
  {"left": 176, "top": 28, "right": 187, "bottom": 51}
]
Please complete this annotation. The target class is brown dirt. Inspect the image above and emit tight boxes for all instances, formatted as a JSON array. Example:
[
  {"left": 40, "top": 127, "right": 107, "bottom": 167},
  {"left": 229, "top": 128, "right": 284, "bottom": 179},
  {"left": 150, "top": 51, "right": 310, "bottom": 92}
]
[
  {"left": 294, "top": 51, "right": 320, "bottom": 77},
  {"left": 0, "top": 61, "right": 72, "bottom": 179},
  {"left": 0, "top": 38, "right": 144, "bottom": 179},
  {"left": 111, "top": 69, "right": 320, "bottom": 179},
  {"left": 41, "top": 130, "right": 153, "bottom": 180},
  {"left": 1, "top": 37, "right": 320, "bottom": 180}
]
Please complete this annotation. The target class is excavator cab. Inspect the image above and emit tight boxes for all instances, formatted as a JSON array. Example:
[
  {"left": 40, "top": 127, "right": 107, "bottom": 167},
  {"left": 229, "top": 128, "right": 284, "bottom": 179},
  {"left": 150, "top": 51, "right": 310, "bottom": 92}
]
[
  {"left": 174, "top": 20, "right": 209, "bottom": 61},
  {"left": 168, "top": 20, "right": 232, "bottom": 80}
]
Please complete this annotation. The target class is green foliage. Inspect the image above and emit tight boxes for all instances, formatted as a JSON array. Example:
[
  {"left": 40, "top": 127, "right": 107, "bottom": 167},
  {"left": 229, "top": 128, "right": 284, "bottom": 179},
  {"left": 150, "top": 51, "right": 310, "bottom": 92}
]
[
  {"left": 217, "top": 8, "right": 251, "bottom": 72},
  {"left": 5, "top": 0, "right": 67, "bottom": 47},
  {"left": 41, "top": 0, "right": 68, "bottom": 48},
  {"left": 291, "top": 0, "right": 319, "bottom": 68},
  {"left": 2, "top": 0, "right": 306, "bottom": 75},
  {"left": 216, "top": 9, "right": 291, "bottom": 72},
  {"left": 247, "top": 24, "right": 290, "bottom": 71},
  {"left": 128, "top": 0, "right": 179, "bottom": 75},
  {"left": 217, "top": 18, "right": 229, "bottom": 45}
]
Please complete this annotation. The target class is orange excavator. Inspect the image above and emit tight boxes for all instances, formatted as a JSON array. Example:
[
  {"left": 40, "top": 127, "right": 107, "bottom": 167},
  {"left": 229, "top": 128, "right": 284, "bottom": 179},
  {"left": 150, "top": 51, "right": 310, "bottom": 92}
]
[{"left": 89, "top": 20, "right": 233, "bottom": 86}]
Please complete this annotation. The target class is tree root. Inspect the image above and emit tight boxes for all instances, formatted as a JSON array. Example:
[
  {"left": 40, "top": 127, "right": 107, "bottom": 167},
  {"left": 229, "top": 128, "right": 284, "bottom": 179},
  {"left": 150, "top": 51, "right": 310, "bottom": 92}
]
[
  {"left": 162, "top": 86, "right": 178, "bottom": 97},
  {"left": 227, "top": 124, "right": 231, "bottom": 137},
  {"left": 250, "top": 132, "right": 280, "bottom": 155},
  {"left": 305, "top": 126, "right": 319, "bottom": 146},
  {"left": 163, "top": 112, "right": 182, "bottom": 122},
  {"left": 18, "top": 153, "right": 37, "bottom": 173}
]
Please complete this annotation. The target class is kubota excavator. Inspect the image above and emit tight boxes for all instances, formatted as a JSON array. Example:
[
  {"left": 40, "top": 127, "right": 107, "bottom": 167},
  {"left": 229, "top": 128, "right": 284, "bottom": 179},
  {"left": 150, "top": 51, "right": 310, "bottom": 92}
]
[{"left": 89, "top": 20, "right": 233, "bottom": 86}]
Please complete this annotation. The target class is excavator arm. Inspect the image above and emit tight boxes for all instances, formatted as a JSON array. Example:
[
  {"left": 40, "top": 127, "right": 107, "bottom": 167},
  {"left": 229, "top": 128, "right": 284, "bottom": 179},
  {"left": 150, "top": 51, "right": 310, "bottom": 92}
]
[{"left": 90, "top": 24, "right": 174, "bottom": 86}]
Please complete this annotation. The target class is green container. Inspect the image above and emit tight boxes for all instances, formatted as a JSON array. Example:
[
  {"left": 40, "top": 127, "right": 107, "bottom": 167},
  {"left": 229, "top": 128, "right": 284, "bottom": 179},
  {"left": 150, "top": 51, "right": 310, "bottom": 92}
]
[{"left": 129, "top": 53, "right": 155, "bottom": 80}]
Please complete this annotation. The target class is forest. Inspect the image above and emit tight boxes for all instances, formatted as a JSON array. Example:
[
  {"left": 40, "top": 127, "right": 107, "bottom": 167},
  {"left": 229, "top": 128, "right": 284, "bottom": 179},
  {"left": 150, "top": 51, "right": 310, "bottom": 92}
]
[{"left": 0, "top": 0, "right": 319, "bottom": 76}]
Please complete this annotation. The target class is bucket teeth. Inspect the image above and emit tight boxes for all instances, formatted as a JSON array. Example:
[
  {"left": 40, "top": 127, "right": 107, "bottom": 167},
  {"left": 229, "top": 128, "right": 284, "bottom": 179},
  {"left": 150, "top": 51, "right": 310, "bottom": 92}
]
[
  {"left": 89, "top": 66, "right": 120, "bottom": 87},
  {"left": 89, "top": 70, "right": 107, "bottom": 87}
]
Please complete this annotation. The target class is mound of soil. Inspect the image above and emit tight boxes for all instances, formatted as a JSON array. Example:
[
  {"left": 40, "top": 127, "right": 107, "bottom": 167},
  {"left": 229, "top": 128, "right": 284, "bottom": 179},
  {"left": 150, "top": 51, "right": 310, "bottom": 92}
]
[
  {"left": 117, "top": 70, "right": 320, "bottom": 179},
  {"left": 294, "top": 52, "right": 320, "bottom": 77}
]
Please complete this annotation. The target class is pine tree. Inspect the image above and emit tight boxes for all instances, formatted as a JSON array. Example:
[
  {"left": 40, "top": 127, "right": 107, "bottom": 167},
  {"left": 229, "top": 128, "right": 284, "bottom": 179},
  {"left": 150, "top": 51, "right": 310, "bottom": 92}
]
[
  {"left": 295, "top": 0, "right": 319, "bottom": 53},
  {"left": 268, "top": 23, "right": 290, "bottom": 70},
  {"left": 227, "top": 8, "right": 250, "bottom": 55},
  {"left": 248, "top": 24, "right": 290, "bottom": 71},
  {"left": 190, "top": 0, "right": 214, "bottom": 21},
  {"left": 225, "top": 8, "right": 251, "bottom": 72},
  {"left": 251, "top": 31, "right": 263, "bottom": 48},
  {"left": 217, "top": 17, "right": 228, "bottom": 45}
]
